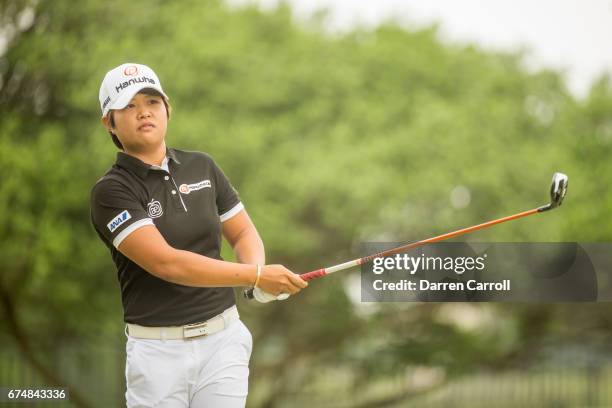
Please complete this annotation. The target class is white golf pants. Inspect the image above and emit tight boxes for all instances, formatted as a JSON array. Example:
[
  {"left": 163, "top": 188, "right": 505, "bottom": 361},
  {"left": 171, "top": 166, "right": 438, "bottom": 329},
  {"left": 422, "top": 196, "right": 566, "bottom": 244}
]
[{"left": 125, "top": 319, "right": 253, "bottom": 407}]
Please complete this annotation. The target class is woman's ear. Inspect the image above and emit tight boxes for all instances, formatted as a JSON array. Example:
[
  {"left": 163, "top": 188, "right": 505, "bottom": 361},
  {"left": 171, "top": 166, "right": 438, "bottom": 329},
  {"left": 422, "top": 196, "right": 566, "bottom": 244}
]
[{"left": 101, "top": 115, "right": 111, "bottom": 132}]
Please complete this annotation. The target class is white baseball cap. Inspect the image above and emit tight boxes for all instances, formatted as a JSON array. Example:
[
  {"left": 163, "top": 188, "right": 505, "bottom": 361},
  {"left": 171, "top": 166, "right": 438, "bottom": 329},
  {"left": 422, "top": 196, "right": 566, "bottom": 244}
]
[{"left": 98, "top": 63, "right": 169, "bottom": 117}]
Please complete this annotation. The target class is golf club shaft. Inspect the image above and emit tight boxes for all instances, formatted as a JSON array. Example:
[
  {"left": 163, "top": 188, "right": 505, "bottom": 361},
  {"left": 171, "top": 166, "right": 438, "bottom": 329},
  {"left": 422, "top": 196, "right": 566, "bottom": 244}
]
[
  {"left": 299, "top": 207, "right": 541, "bottom": 281},
  {"left": 244, "top": 206, "right": 544, "bottom": 299}
]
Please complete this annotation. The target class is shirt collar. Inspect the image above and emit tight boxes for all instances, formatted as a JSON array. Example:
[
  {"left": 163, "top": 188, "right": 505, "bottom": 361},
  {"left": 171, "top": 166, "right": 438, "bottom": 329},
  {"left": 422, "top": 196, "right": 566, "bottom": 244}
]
[
  {"left": 166, "top": 148, "right": 181, "bottom": 165},
  {"left": 115, "top": 148, "right": 181, "bottom": 179}
]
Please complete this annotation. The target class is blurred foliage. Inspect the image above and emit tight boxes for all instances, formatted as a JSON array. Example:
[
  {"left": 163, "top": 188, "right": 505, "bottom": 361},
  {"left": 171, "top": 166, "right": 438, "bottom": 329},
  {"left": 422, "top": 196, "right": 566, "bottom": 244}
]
[{"left": 1, "top": 0, "right": 612, "bottom": 406}]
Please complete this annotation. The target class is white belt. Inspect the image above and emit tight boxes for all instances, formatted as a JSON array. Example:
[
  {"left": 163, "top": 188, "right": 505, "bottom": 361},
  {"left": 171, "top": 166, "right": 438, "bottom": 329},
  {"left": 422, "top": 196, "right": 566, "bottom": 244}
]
[{"left": 126, "top": 306, "right": 239, "bottom": 340}]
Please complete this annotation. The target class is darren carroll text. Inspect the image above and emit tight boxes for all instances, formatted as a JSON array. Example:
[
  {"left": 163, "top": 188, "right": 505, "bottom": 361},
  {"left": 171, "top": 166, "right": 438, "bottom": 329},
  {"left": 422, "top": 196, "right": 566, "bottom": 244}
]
[{"left": 373, "top": 279, "right": 511, "bottom": 291}]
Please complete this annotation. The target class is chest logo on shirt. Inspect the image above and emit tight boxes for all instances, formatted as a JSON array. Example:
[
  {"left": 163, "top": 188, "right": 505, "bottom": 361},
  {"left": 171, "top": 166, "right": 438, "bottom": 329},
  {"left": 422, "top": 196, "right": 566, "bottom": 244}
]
[
  {"left": 179, "top": 179, "right": 211, "bottom": 195},
  {"left": 147, "top": 199, "right": 163, "bottom": 218}
]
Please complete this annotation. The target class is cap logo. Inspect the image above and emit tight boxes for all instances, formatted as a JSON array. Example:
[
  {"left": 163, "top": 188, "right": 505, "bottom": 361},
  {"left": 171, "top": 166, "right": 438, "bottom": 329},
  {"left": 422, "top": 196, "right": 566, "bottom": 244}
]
[
  {"left": 115, "top": 76, "right": 156, "bottom": 93},
  {"left": 124, "top": 65, "right": 138, "bottom": 76},
  {"left": 102, "top": 96, "right": 111, "bottom": 109}
]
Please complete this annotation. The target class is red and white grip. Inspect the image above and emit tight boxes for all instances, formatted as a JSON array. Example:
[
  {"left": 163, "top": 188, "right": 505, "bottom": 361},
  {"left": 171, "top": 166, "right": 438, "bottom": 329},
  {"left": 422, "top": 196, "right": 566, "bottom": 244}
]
[{"left": 299, "top": 268, "right": 327, "bottom": 281}]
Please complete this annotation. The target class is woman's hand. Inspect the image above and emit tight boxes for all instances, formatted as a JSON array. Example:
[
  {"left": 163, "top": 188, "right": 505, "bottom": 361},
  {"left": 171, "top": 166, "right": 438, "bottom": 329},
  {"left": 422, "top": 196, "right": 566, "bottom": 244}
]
[{"left": 257, "top": 265, "right": 308, "bottom": 296}]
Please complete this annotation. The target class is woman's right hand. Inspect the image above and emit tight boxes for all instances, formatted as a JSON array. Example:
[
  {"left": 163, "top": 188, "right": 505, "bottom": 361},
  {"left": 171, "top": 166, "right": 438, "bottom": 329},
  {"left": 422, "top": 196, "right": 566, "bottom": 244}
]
[{"left": 257, "top": 265, "right": 308, "bottom": 296}]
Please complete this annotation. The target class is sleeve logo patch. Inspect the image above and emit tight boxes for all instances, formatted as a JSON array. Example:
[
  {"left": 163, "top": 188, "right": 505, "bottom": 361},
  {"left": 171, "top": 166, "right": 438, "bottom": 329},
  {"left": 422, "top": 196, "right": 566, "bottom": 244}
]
[
  {"left": 179, "top": 180, "right": 211, "bottom": 195},
  {"left": 107, "top": 210, "right": 132, "bottom": 232}
]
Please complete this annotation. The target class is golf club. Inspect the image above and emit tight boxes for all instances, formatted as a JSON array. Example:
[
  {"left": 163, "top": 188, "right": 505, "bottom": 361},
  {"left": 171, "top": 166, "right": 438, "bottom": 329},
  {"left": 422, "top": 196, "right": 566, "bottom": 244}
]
[{"left": 245, "top": 172, "right": 568, "bottom": 303}]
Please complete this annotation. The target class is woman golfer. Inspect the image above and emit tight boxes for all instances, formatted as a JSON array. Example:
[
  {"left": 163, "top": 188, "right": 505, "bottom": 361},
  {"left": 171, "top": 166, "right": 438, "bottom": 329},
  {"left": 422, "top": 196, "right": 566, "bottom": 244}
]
[{"left": 90, "top": 63, "right": 307, "bottom": 407}]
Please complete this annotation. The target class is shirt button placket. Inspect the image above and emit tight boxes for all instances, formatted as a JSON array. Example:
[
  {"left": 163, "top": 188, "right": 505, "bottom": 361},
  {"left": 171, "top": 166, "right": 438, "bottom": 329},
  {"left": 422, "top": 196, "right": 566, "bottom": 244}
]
[{"left": 165, "top": 172, "right": 188, "bottom": 212}]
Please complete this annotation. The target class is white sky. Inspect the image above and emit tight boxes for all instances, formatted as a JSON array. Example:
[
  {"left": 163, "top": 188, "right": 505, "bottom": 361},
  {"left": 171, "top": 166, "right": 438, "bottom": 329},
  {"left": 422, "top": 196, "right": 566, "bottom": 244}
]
[{"left": 229, "top": 0, "right": 612, "bottom": 98}]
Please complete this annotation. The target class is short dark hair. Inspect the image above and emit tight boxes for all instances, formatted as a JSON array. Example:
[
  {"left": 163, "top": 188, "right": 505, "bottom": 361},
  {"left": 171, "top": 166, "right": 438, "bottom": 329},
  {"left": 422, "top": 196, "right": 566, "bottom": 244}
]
[
  {"left": 107, "top": 88, "right": 170, "bottom": 150},
  {"left": 108, "top": 113, "right": 123, "bottom": 149}
]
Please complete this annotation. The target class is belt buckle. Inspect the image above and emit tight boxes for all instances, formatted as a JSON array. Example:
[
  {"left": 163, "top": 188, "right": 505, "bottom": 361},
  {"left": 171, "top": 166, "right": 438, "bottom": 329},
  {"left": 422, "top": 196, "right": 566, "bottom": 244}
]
[{"left": 183, "top": 321, "right": 208, "bottom": 338}]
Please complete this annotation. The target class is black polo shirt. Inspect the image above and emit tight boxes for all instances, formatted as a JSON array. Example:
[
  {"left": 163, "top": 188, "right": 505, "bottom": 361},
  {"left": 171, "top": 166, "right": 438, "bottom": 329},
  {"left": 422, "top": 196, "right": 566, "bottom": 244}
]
[{"left": 90, "top": 148, "right": 243, "bottom": 326}]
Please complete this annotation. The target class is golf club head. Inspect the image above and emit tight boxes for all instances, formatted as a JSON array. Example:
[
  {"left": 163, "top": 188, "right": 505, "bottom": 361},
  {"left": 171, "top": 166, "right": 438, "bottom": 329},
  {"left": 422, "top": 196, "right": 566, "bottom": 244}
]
[{"left": 549, "top": 172, "right": 568, "bottom": 209}]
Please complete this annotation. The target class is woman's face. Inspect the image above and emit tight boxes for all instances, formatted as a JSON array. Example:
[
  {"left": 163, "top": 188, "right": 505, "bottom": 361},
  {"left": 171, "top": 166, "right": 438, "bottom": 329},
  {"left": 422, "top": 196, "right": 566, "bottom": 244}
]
[{"left": 104, "top": 92, "right": 168, "bottom": 153}]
